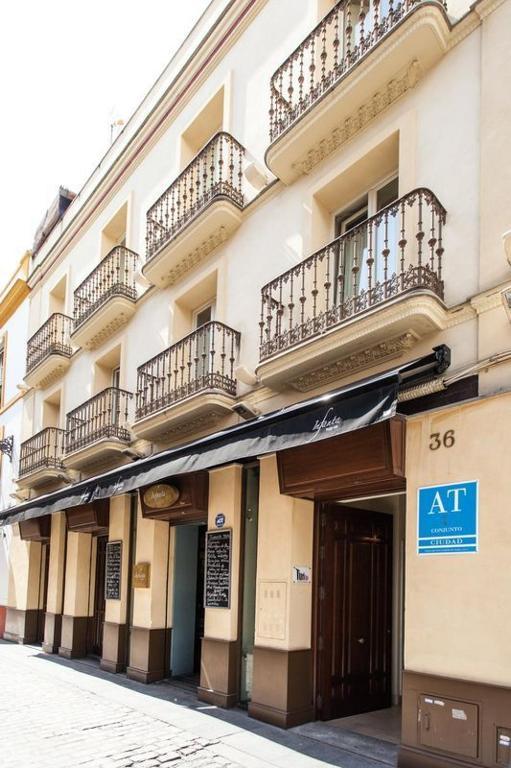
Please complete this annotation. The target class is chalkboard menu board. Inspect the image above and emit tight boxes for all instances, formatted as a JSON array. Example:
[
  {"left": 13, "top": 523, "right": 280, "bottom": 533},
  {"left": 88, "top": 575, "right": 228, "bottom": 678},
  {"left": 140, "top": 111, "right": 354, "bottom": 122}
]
[
  {"left": 205, "top": 529, "right": 232, "bottom": 609},
  {"left": 105, "top": 541, "right": 122, "bottom": 600}
]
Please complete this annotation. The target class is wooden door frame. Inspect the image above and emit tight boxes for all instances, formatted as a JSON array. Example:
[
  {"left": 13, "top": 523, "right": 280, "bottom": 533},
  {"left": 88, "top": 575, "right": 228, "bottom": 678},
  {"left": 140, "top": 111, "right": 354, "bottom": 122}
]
[{"left": 312, "top": 501, "right": 394, "bottom": 721}]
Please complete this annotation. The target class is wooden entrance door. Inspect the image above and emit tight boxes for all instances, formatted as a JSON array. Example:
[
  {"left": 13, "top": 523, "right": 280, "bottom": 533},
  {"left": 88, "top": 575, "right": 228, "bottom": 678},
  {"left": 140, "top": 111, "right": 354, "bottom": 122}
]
[
  {"left": 90, "top": 535, "right": 107, "bottom": 656},
  {"left": 315, "top": 505, "right": 393, "bottom": 720}
]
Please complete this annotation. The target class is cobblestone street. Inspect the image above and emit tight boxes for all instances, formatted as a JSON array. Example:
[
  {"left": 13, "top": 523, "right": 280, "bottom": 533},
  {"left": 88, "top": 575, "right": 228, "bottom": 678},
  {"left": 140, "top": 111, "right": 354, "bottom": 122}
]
[{"left": 0, "top": 642, "right": 397, "bottom": 768}]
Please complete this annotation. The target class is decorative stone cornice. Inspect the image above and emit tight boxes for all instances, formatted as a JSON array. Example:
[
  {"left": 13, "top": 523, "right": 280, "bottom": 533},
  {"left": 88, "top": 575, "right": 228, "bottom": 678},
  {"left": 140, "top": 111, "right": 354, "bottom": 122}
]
[
  {"left": 162, "top": 226, "right": 229, "bottom": 287},
  {"left": 79, "top": 314, "right": 131, "bottom": 351},
  {"left": 289, "top": 332, "right": 417, "bottom": 393},
  {"left": 159, "top": 410, "right": 224, "bottom": 441},
  {"left": 472, "top": 0, "right": 506, "bottom": 21},
  {"left": 470, "top": 282, "right": 511, "bottom": 315},
  {"left": 292, "top": 59, "right": 422, "bottom": 176}
]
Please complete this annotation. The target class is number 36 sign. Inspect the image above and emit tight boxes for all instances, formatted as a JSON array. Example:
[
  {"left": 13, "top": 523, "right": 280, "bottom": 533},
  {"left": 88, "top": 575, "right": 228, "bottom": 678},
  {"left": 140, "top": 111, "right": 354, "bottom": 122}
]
[{"left": 417, "top": 481, "right": 479, "bottom": 555}]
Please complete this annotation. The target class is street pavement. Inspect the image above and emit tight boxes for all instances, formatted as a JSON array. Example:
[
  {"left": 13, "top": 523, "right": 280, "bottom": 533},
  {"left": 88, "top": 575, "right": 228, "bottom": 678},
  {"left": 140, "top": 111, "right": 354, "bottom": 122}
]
[{"left": 0, "top": 641, "right": 397, "bottom": 768}]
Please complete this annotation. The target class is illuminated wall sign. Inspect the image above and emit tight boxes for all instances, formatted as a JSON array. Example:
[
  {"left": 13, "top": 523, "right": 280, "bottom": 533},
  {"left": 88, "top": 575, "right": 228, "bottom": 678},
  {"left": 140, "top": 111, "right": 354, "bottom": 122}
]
[{"left": 417, "top": 481, "right": 478, "bottom": 555}]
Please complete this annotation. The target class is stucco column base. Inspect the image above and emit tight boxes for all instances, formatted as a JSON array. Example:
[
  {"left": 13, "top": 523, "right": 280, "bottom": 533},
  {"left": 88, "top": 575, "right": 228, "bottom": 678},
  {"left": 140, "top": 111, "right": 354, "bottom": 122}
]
[
  {"left": 58, "top": 615, "right": 89, "bottom": 658},
  {"left": 126, "top": 626, "right": 171, "bottom": 683},
  {"left": 3, "top": 607, "right": 42, "bottom": 644},
  {"left": 198, "top": 637, "right": 241, "bottom": 708},
  {"left": 248, "top": 646, "right": 314, "bottom": 728},
  {"left": 398, "top": 670, "right": 511, "bottom": 768},
  {"left": 42, "top": 612, "right": 63, "bottom": 653},
  {"left": 100, "top": 622, "right": 128, "bottom": 673}
]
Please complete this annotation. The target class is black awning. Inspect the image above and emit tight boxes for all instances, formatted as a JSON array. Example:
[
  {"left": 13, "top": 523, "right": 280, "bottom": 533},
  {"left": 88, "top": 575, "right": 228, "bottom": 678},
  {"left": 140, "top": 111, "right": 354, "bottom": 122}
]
[{"left": 0, "top": 346, "right": 449, "bottom": 527}]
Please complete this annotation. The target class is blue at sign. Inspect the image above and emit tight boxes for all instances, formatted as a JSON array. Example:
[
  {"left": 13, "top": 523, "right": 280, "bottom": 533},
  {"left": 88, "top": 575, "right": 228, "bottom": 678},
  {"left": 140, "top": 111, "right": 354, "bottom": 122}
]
[{"left": 417, "top": 481, "right": 478, "bottom": 555}]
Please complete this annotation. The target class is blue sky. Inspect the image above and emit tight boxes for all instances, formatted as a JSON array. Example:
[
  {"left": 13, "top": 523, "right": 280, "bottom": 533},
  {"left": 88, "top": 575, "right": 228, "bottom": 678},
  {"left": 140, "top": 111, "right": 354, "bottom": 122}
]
[{"left": 1, "top": 0, "right": 210, "bottom": 276}]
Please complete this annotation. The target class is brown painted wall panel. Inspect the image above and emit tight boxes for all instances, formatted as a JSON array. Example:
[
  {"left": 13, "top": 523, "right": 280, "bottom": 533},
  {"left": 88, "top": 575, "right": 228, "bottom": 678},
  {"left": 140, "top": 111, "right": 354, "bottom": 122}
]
[
  {"left": 277, "top": 417, "right": 405, "bottom": 499},
  {"left": 19, "top": 515, "right": 51, "bottom": 542},
  {"left": 400, "top": 671, "right": 511, "bottom": 768},
  {"left": 140, "top": 472, "right": 208, "bottom": 524},
  {"left": 198, "top": 637, "right": 240, "bottom": 708},
  {"left": 249, "top": 647, "right": 313, "bottom": 728},
  {"left": 66, "top": 500, "right": 109, "bottom": 534}
]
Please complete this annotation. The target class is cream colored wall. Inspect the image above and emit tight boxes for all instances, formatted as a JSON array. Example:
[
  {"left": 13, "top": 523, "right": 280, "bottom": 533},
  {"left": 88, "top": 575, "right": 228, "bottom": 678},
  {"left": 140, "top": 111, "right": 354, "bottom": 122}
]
[
  {"left": 21, "top": 0, "right": 510, "bottom": 478},
  {"left": 404, "top": 391, "right": 511, "bottom": 687},
  {"left": 254, "top": 455, "right": 314, "bottom": 650},
  {"left": 131, "top": 502, "right": 173, "bottom": 629},
  {"left": 105, "top": 495, "right": 131, "bottom": 625},
  {"left": 204, "top": 464, "right": 243, "bottom": 641},
  {"left": 63, "top": 532, "right": 93, "bottom": 617},
  {"left": 6, "top": 525, "right": 42, "bottom": 611},
  {"left": 46, "top": 512, "right": 66, "bottom": 615},
  {"left": 479, "top": 0, "right": 511, "bottom": 291}
]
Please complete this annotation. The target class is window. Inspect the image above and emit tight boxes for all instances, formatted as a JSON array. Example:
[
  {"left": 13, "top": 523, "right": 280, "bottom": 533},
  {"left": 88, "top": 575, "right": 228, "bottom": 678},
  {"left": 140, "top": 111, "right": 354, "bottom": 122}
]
[
  {"left": 193, "top": 302, "right": 215, "bottom": 329},
  {"left": 48, "top": 275, "right": 67, "bottom": 316},
  {"left": 192, "top": 303, "right": 216, "bottom": 381},
  {"left": 101, "top": 203, "right": 128, "bottom": 258},
  {"left": 334, "top": 177, "right": 399, "bottom": 301},
  {"left": 42, "top": 389, "right": 61, "bottom": 429},
  {"left": 111, "top": 366, "right": 121, "bottom": 389},
  {"left": 180, "top": 87, "right": 225, "bottom": 169}
]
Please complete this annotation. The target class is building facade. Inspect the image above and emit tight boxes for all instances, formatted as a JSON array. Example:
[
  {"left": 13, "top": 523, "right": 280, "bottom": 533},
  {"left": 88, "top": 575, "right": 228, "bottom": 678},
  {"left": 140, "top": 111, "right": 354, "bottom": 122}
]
[
  {"left": 0, "top": 254, "right": 30, "bottom": 636},
  {"left": 2, "top": 0, "right": 511, "bottom": 766}
]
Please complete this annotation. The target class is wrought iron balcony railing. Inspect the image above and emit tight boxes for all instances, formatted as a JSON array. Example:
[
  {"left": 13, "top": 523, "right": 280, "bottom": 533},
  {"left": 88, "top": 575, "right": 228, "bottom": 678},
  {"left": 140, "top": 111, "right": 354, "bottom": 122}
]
[
  {"left": 146, "top": 132, "right": 245, "bottom": 261},
  {"left": 269, "top": 0, "right": 447, "bottom": 142},
  {"left": 136, "top": 321, "right": 240, "bottom": 420},
  {"left": 18, "top": 428, "right": 65, "bottom": 479},
  {"left": 259, "top": 188, "right": 446, "bottom": 361},
  {"left": 26, "top": 313, "right": 73, "bottom": 375},
  {"left": 65, "top": 387, "right": 133, "bottom": 454},
  {"left": 73, "top": 246, "right": 139, "bottom": 330}
]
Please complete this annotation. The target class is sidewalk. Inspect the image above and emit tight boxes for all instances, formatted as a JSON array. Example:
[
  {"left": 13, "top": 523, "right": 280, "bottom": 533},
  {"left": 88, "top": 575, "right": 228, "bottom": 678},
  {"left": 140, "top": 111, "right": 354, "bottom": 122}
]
[{"left": 0, "top": 641, "right": 398, "bottom": 768}]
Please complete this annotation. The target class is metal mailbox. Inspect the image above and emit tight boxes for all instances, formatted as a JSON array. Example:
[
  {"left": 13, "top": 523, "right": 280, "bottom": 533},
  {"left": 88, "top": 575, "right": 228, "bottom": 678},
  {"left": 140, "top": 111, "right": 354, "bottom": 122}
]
[
  {"left": 418, "top": 694, "right": 479, "bottom": 759},
  {"left": 497, "top": 727, "right": 511, "bottom": 766}
]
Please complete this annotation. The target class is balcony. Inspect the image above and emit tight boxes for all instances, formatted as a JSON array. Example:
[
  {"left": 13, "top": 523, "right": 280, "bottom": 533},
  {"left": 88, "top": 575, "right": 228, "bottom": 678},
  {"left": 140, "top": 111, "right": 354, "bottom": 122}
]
[
  {"left": 133, "top": 321, "right": 240, "bottom": 440},
  {"left": 25, "top": 313, "right": 73, "bottom": 389},
  {"left": 63, "top": 387, "right": 133, "bottom": 470},
  {"left": 143, "top": 132, "right": 245, "bottom": 288},
  {"left": 17, "top": 428, "right": 66, "bottom": 489},
  {"left": 266, "top": 0, "right": 451, "bottom": 183},
  {"left": 71, "top": 246, "right": 139, "bottom": 350},
  {"left": 256, "top": 188, "right": 450, "bottom": 390}
]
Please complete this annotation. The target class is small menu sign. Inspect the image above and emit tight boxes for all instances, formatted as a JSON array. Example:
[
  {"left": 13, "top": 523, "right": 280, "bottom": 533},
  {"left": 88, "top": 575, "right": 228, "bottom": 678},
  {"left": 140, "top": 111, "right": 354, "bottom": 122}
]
[
  {"left": 105, "top": 541, "right": 122, "bottom": 600},
  {"left": 205, "top": 529, "right": 232, "bottom": 609}
]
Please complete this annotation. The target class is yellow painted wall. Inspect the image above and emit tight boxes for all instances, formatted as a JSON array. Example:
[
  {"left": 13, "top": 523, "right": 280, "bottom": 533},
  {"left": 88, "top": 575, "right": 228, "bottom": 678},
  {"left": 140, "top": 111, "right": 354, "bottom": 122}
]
[
  {"left": 63, "top": 532, "right": 93, "bottom": 617},
  {"left": 131, "top": 500, "right": 173, "bottom": 629},
  {"left": 46, "top": 512, "right": 66, "bottom": 615},
  {"left": 254, "top": 455, "right": 314, "bottom": 650},
  {"left": 204, "top": 464, "right": 243, "bottom": 641},
  {"left": 105, "top": 495, "right": 131, "bottom": 625},
  {"left": 7, "top": 525, "right": 42, "bottom": 611},
  {"left": 405, "top": 391, "right": 511, "bottom": 686}
]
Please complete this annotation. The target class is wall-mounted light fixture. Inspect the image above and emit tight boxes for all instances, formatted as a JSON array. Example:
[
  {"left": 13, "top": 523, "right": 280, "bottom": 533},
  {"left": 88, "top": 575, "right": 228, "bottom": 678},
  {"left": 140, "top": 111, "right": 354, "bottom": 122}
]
[{"left": 0, "top": 435, "right": 14, "bottom": 461}]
